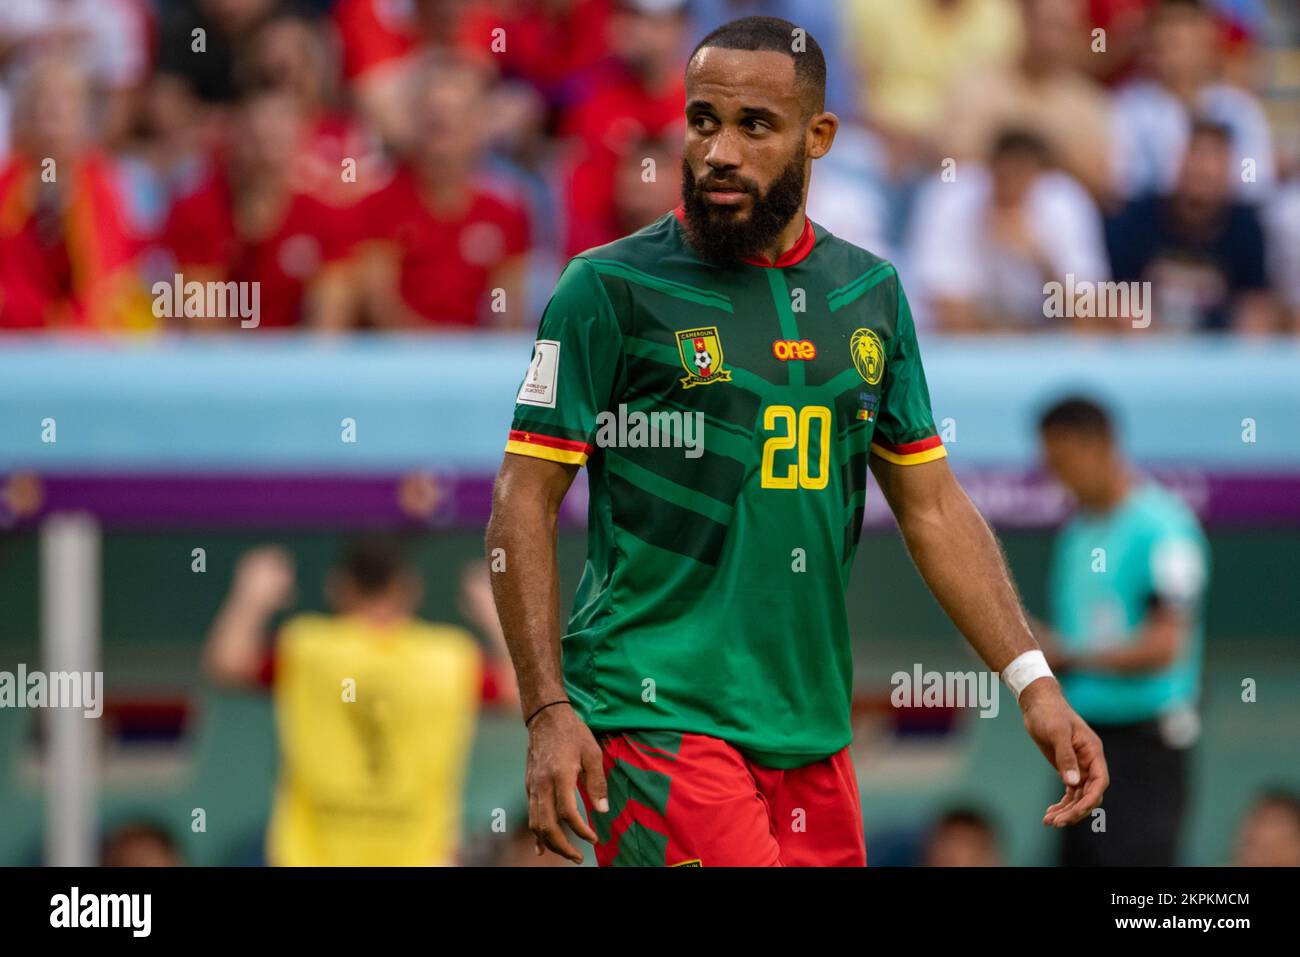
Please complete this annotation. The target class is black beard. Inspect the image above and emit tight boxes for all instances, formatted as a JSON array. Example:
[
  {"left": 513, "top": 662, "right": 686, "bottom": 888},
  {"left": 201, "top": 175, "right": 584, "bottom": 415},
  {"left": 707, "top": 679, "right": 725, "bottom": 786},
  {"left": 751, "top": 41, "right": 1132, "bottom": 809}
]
[{"left": 680, "top": 147, "right": 806, "bottom": 267}]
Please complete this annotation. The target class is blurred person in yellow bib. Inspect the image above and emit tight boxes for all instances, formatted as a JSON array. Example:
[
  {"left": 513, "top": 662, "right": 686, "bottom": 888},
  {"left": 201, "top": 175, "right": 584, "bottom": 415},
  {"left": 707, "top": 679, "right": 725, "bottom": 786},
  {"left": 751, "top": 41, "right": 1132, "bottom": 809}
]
[{"left": 204, "top": 537, "right": 515, "bottom": 866}]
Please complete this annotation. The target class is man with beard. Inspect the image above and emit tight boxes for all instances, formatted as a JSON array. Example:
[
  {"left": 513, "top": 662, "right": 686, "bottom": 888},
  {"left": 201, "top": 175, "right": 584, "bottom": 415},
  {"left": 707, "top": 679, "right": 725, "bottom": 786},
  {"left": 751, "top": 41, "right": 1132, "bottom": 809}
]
[{"left": 487, "top": 15, "right": 1108, "bottom": 866}]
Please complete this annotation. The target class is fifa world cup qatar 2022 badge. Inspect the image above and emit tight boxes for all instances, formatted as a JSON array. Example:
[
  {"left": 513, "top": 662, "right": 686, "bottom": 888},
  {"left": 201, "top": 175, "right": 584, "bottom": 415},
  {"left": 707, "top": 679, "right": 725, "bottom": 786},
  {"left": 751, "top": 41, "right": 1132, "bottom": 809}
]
[{"left": 676, "top": 327, "right": 733, "bottom": 389}]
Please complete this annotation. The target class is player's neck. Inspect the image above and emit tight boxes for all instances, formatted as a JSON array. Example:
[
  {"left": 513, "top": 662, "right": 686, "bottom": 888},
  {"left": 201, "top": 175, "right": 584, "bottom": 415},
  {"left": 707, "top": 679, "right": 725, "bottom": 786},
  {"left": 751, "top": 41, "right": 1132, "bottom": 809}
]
[
  {"left": 415, "top": 165, "right": 472, "bottom": 214},
  {"left": 754, "top": 209, "right": 808, "bottom": 265},
  {"left": 343, "top": 605, "right": 411, "bottom": 631},
  {"left": 1091, "top": 469, "right": 1134, "bottom": 514}
]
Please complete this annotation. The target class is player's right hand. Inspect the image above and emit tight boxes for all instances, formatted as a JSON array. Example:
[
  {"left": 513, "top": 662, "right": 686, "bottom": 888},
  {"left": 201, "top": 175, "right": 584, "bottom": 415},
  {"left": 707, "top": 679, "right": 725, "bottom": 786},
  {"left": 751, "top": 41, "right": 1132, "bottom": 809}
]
[
  {"left": 525, "top": 703, "right": 608, "bottom": 864},
  {"left": 233, "top": 545, "right": 296, "bottom": 611}
]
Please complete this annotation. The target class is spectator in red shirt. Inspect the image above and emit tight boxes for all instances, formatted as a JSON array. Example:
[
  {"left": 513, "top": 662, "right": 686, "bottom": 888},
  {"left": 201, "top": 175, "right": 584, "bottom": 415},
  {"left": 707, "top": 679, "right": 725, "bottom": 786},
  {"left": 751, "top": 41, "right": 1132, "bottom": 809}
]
[
  {"left": 332, "top": 0, "right": 491, "bottom": 152},
  {"left": 162, "top": 87, "right": 355, "bottom": 331},
  {"left": 1083, "top": 0, "right": 1159, "bottom": 85},
  {"left": 611, "top": 133, "right": 682, "bottom": 238},
  {"left": 240, "top": 11, "right": 388, "bottom": 211},
  {"left": 0, "top": 56, "right": 147, "bottom": 332},
  {"left": 332, "top": 0, "right": 420, "bottom": 86},
  {"left": 358, "top": 54, "right": 531, "bottom": 330},
  {"left": 559, "top": 0, "right": 689, "bottom": 256},
  {"left": 459, "top": 0, "right": 614, "bottom": 107}
]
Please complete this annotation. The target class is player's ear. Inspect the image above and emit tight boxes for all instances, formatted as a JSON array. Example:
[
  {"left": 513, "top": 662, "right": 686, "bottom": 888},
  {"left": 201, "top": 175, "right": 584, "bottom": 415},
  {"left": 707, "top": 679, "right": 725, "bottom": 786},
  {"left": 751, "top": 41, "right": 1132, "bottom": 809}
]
[{"left": 807, "top": 111, "right": 838, "bottom": 160}]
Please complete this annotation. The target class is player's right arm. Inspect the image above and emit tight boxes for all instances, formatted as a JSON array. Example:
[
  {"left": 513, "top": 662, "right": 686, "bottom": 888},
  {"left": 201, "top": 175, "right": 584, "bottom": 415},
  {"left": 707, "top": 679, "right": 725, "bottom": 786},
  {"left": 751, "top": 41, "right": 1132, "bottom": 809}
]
[
  {"left": 486, "top": 454, "right": 607, "bottom": 864},
  {"left": 202, "top": 546, "right": 296, "bottom": 688},
  {"left": 485, "top": 257, "right": 623, "bottom": 864}
]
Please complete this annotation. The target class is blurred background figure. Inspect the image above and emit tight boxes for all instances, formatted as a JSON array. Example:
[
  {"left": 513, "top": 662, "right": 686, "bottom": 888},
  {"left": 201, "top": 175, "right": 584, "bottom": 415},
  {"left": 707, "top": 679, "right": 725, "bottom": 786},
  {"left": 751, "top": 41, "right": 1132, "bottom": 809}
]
[
  {"left": 1231, "top": 791, "right": 1300, "bottom": 866},
  {"left": 0, "top": 55, "right": 148, "bottom": 330},
  {"left": 0, "top": 472, "right": 43, "bottom": 527},
  {"left": 358, "top": 53, "right": 532, "bottom": 330},
  {"left": 1266, "top": 179, "right": 1300, "bottom": 330},
  {"left": 1112, "top": 0, "right": 1275, "bottom": 205},
  {"left": 1106, "top": 119, "right": 1277, "bottom": 333},
  {"left": 154, "top": 0, "right": 280, "bottom": 109},
  {"left": 202, "top": 539, "right": 512, "bottom": 866},
  {"left": 1082, "top": 0, "right": 1163, "bottom": 87},
  {"left": 235, "top": 9, "right": 386, "bottom": 213},
  {"left": 1034, "top": 396, "right": 1210, "bottom": 866},
  {"left": 610, "top": 133, "right": 683, "bottom": 238},
  {"left": 909, "top": 128, "right": 1109, "bottom": 331},
  {"left": 560, "top": 0, "right": 689, "bottom": 257},
  {"left": 846, "top": 0, "right": 1022, "bottom": 163},
  {"left": 944, "top": 0, "right": 1114, "bottom": 200},
  {"left": 161, "top": 85, "right": 355, "bottom": 331},
  {"left": 101, "top": 821, "right": 184, "bottom": 867},
  {"left": 923, "top": 807, "right": 1004, "bottom": 866},
  {"left": 0, "top": 0, "right": 1292, "bottom": 338},
  {"left": 0, "top": 0, "right": 150, "bottom": 159},
  {"left": 114, "top": 71, "right": 210, "bottom": 253}
]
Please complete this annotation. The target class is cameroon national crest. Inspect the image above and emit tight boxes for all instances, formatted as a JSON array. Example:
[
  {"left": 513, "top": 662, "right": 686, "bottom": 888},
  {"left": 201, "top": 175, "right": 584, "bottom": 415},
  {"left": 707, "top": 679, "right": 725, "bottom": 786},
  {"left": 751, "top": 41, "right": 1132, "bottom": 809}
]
[
  {"left": 676, "top": 326, "right": 732, "bottom": 389},
  {"left": 850, "top": 327, "right": 885, "bottom": 385}
]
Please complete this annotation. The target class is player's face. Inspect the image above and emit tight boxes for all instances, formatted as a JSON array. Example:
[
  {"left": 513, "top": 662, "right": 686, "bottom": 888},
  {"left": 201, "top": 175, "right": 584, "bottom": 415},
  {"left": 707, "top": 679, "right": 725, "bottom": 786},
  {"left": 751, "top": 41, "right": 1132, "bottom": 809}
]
[
  {"left": 234, "top": 93, "right": 304, "bottom": 177},
  {"left": 683, "top": 48, "right": 806, "bottom": 221},
  {"left": 680, "top": 47, "right": 828, "bottom": 262},
  {"left": 1177, "top": 132, "right": 1230, "bottom": 206},
  {"left": 414, "top": 68, "right": 484, "bottom": 169},
  {"left": 1041, "top": 430, "right": 1113, "bottom": 506}
]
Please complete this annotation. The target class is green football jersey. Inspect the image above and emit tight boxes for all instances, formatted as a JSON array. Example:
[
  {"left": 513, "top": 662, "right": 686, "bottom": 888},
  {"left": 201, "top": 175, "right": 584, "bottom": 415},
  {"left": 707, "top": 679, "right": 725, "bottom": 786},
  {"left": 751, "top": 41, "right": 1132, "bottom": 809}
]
[{"left": 506, "top": 207, "right": 945, "bottom": 768}]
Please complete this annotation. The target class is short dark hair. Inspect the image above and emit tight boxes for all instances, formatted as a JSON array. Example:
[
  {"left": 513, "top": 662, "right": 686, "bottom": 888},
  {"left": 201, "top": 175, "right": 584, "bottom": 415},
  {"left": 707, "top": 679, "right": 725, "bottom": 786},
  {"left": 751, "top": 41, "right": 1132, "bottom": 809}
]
[
  {"left": 340, "top": 535, "right": 412, "bottom": 595},
  {"left": 101, "top": 820, "right": 179, "bottom": 866},
  {"left": 934, "top": 806, "right": 997, "bottom": 834},
  {"left": 1038, "top": 395, "right": 1114, "bottom": 440},
  {"left": 689, "top": 16, "right": 826, "bottom": 116},
  {"left": 991, "top": 127, "right": 1051, "bottom": 165},
  {"left": 1252, "top": 789, "right": 1300, "bottom": 825}
]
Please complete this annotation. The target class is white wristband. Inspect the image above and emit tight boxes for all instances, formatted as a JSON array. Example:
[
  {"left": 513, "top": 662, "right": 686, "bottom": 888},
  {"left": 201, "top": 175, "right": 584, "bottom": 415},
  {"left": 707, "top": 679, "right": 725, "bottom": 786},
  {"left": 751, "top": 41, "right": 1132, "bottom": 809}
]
[{"left": 1002, "top": 650, "right": 1054, "bottom": 701}]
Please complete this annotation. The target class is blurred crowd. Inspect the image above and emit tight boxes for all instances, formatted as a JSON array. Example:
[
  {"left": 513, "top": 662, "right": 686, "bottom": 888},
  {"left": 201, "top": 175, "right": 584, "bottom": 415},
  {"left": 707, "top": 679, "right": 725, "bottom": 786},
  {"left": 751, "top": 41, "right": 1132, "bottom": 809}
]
[
  {"left": 97, "top": 790, "right": 1300, "bottom": 865},
  {"left": 0, "top": 0, "right": 1296, "bottom": 335}
]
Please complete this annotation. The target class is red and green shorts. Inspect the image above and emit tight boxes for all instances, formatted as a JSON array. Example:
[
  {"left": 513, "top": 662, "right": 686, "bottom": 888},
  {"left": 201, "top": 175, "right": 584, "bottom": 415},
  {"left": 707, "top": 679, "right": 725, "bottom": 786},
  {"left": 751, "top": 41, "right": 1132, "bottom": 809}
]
[{"left": 578, "top": 730, "right": 866, "bottom": 867}]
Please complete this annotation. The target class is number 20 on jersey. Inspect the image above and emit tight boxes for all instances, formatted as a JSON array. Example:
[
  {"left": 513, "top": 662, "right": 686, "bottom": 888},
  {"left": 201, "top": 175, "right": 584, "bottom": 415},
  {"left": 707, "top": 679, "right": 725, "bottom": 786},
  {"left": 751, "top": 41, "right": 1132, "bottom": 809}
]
[{"left": 760, "top": 404, "right": 831, "bottom": 490}]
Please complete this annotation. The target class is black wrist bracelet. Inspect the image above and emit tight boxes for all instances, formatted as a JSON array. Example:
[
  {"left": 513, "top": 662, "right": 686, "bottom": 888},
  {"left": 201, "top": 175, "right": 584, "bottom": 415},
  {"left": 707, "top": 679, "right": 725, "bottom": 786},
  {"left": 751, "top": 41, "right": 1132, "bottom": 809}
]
[{"left": 525, "top": 699, "right": 571, "bottom": 726}]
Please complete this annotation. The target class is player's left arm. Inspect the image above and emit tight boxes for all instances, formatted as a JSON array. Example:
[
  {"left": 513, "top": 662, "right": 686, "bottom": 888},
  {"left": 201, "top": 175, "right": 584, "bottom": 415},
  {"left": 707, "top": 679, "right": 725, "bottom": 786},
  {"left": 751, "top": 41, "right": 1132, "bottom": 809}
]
[
  {"left": 870, "top": 454, "right": 1109, "bottom": 827},
  {"left": 1068, "top": 603, "right": 1187, "bottom": 673}
]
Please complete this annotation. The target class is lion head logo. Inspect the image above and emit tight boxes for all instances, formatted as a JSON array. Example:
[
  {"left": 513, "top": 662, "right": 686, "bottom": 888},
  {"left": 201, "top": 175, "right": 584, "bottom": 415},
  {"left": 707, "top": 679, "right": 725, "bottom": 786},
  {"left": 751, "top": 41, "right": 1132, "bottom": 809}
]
[{"left": 850, "top": 328, "right": 885, "bottom": 385}]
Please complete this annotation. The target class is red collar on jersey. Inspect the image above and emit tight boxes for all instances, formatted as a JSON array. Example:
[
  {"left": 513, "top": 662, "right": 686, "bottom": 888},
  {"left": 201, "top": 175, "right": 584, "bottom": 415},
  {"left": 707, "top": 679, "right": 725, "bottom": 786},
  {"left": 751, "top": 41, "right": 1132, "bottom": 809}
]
[{"left": 673, "top": 204, "right": 815, "bottom": 268}]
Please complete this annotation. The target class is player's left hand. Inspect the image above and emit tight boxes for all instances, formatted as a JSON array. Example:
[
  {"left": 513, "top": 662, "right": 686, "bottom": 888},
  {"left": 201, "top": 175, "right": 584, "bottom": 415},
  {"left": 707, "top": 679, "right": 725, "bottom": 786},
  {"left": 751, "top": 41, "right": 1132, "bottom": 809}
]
[{"left": 1018, "top": 678, "right": 1109, "bottom": 827}]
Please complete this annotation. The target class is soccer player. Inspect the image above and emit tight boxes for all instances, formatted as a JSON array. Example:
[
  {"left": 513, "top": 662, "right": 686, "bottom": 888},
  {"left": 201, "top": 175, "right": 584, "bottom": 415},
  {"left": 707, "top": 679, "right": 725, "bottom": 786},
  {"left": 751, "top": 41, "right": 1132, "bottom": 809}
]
[
  {"left": 1035, "top": 396, "right": 1210, "bottom": 866},
  {"left": 203, "top": 539, "right": 506, "bottom": 866},
  {"left": 486, "top": 16, "right": 1109, "bottom": 867}
]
